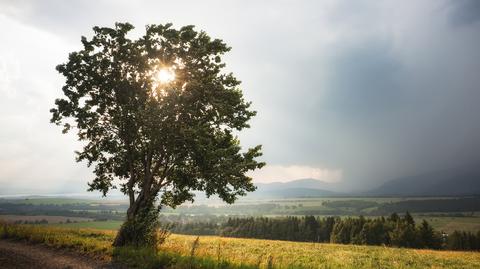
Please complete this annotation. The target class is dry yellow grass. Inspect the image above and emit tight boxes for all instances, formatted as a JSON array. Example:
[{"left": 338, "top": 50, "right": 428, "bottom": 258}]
[
  {"left": 161, "top": 234, "right": 480, "bottom": 269},
  {"left": 1, "top": 223, "right": 480, "bottom": 268}
]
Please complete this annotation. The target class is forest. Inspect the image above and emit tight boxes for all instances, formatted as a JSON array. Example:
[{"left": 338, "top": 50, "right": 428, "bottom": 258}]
[{"left": 170, "top": 213, "right": 480, "bottom": 251}]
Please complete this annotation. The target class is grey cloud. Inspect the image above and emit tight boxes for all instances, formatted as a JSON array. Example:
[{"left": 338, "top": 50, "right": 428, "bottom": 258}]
[
  {"left": 321, "top": 40, "right": 403, "bottom": 121},
  {"left": 1, "top": 0, "right": 480, "bottom": 193},
  {"left": 447, "top": 0, "right": 480, "bottom": 26}
]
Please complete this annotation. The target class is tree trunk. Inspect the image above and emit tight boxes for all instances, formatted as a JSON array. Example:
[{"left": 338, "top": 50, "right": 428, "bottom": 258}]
[
  {"left": 113, "top": 154, "right": 163, "bottom": 248},
  {"left": 113, "top": 191, "right": 159, "bottom": 248}
]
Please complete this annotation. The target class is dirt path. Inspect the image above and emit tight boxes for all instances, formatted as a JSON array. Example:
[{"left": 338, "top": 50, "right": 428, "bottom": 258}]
[{"left": 0, "top": 239, "right": 122, "bottom": 269}]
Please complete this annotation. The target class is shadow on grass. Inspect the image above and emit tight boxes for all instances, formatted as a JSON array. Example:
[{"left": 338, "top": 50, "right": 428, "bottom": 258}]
[{"left": 112, "top": 246, "right": 258, "bottom": 269}]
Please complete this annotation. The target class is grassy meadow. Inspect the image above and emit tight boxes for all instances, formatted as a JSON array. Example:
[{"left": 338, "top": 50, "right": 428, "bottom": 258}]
[
  {"left": 423, "top": 217, "right": 480, "bottom": 234},
  {"left": 44, "top": 215, "right": 480, "bottom": 234},
  {"left": 51, "top": 220, "right": 123, "bottom": 230},
  {"left": 1, "top": 222, "right": 480, "bottom": 268},
  {"left": 162, "top": 234, "right": 480, "bottom": 269}
]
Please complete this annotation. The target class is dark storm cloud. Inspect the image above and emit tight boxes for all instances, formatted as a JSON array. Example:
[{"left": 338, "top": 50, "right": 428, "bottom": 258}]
[
  {"left": 255, "top": 0, "right": 480, "bottom": 190},
  {"left": 1, "top": 0, "right": 480, "bottom": 192},
  {"left": 448, "top": 0, "right": 480, "bottom": 26},
  {"left": 322, "top": 41, "right": 402, "bottom": 121}
]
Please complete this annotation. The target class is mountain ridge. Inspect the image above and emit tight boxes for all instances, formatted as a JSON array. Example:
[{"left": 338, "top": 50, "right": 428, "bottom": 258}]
[
  {"left": 367, "top": 165, "right": 480, "bottom": 196},
  {"left": 251, "top": 178, "right": 339, "bottom": 198}
]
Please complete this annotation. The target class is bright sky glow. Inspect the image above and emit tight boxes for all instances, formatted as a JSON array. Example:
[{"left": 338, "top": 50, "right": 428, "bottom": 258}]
[{"left": 155, "top": 68, "right": 175, "bottom": 84}]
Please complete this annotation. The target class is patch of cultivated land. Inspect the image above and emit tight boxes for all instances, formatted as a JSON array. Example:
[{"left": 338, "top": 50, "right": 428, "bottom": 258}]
[
  {"left": 424, "top": 217, "right": 480, "bottom": 234},
  {"left": 1, "top": 224, "right": 480, "bottom": 268},
  {"left": 52, "top": 220, "right": 123, "bottom": 230},
  {"left": 0, "top": 214, "right": 92, "bottom": 223},
  {"left": 47, "top": 214, "right": 480, "bottom": 234}
]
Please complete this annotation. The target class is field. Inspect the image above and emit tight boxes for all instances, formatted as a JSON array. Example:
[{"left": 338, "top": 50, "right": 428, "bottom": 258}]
[
  {"left": 0, "top": 215, "right": 92, "bottom": 224},
  {"left": 51, "top": 220, "right": 123, "bottom": 230},
  {"left": 39, "top": 210, "right": 480, "bottom": 235},
  {"left": 0, "top": 197, "right": 110, "bottom": 205},
  {"left": 1, "top": 223, "right": 479, "bottom": 268},
  {"left": 421, "top": 216, "right": 480, "bottom": 234},
  {"left": 162, "top": 234, "right": 480, "bottom": 269},
  {"left": 2, "top": 196, "right": 480, "bottom": 234},
  {"left": 43, "top": 216, "right": 480, "bottom": 235},
  {"left": 0, "top": 197, "right": 128, "bottom": 205}
]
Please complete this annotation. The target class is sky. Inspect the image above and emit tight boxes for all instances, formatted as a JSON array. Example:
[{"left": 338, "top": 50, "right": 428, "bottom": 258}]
[{"left": 0, "top": 0, "right": 480, "bottom": 194}]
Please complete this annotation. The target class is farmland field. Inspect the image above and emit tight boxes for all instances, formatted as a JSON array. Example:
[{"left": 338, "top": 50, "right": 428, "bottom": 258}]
[
  {"left": 51, "top": 220, "right": 123, "bottom": 230},
  {"left": 0, "top": 215, "right": 92, "bottom": 223},
  {"left": 3, "top": 196, "right": 480, "bottom": 234},
  {"left": 1, "top": 223, "right": 479, "bottom": 268},
  {"left": 47, "top": 216, "right": 480, "bottom": 234},
  {"left": 424, "top": 217, "right": 480, "bottom": 234},
  {"left": 0, "top": 197, "right": 105, "bottom": 205}
]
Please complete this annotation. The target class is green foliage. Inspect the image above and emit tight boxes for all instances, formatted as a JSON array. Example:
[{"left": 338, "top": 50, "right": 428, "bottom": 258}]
[
  {"left": 388, "top": 213, "right": 400, "bottom": 222},
  {"left": 114, "top": 203, "right": 161, "bottom": 248},
  {"left": 51, "top": 22, "right": 263, "bottom": 203},
  {"left": 447, "top": 230, "right": 480, "bottom": 251},
  {"left": 359, "top": 219, "right": 388, "bottom": 245},
  {"left": 50, "top": 22, "right": 264, "bottom": 246},
  {"left": 170, "top": 214, "right": 456, "bottom": 251},
  {"left": 390, "top": 221, "right": 416, "bottom": 247},
  {"left": 416, "top": 220, "right": 442, "bottom": 249}
]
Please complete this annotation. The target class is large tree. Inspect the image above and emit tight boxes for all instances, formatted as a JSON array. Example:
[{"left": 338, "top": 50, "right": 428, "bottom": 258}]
[{"left": 50, "top": 23, "right": 264, "bottom": 247}]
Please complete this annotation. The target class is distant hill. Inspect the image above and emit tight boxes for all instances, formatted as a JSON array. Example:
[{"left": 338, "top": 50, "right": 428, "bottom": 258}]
[
  {"left": 252, "top": 178, "right": 338, "bottom": 198},
  {"left": 368, "top": 165, "right": 480, "bottom": 196}
]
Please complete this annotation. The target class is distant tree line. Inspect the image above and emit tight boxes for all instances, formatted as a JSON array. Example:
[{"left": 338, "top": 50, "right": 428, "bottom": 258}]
[
  {"left": 171, "top": 213, "right": 480, "bottom": 251},
  {"left": 0, "top": 202, "right": 125, "bottom": 220},
  {"left": 162, "top": 197, "right": 480, "bottom": 216},
  {"left": 13, "top": 219, "right": 49, "bottom": 225},
  {"left": 447, "top": 231, "right": 480, "bottom": 251},
  {"left": 372, "top": 197, "right": 480, "bottom": 214}
]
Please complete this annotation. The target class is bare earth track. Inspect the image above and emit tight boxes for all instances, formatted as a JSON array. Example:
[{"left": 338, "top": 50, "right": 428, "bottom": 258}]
[{"left": 0, "top": 239, "right": 121, "bottom": 269}]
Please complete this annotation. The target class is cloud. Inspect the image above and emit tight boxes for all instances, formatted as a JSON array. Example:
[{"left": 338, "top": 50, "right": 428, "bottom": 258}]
[
  {"left": 0, "top": 14, "right": 92, "bottom": 194},
  {"left": 446, "top": 0, "right": 480, "bottom": 26},
  {"left": 249, "top": 165, "right": 342, "bottom": 184},
  {"left": 1, "top": 0, "right": 480, "bottom": 194},
  {"left": 0, "top": 54, "right": 21, "bottom": 97}
]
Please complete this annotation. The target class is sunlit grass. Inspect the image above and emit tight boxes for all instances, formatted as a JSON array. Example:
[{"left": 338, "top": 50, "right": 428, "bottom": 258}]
[
  {"left": 1, "top": 222, "right": 479, "bottom": 268},
  {"left": 160, "top": 234, "right": 480, "bottom": 269}
]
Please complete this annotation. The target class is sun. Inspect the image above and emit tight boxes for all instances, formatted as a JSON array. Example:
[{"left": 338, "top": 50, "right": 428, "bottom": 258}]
[{"left": 154, "top": 68, "right": 175, "bottom": 84}]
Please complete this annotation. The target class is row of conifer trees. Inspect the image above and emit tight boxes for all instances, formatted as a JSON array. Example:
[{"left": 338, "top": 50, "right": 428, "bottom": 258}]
[{"left": 171, "top": 213, "right": 480, "bottom": 251}]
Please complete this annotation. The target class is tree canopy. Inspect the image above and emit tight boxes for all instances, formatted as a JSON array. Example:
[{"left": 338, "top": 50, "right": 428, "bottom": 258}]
[{"left": 50, "top": 22, "right": 264, "bottom": 246}]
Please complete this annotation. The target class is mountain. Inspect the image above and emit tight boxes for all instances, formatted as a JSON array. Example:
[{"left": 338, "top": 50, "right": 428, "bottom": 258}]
[
  {"left": 368, "top": 165, "right": 480, "bottom": 196},
  {"left": 252, "top": 178, "right": 338, "bottom": 198}
]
